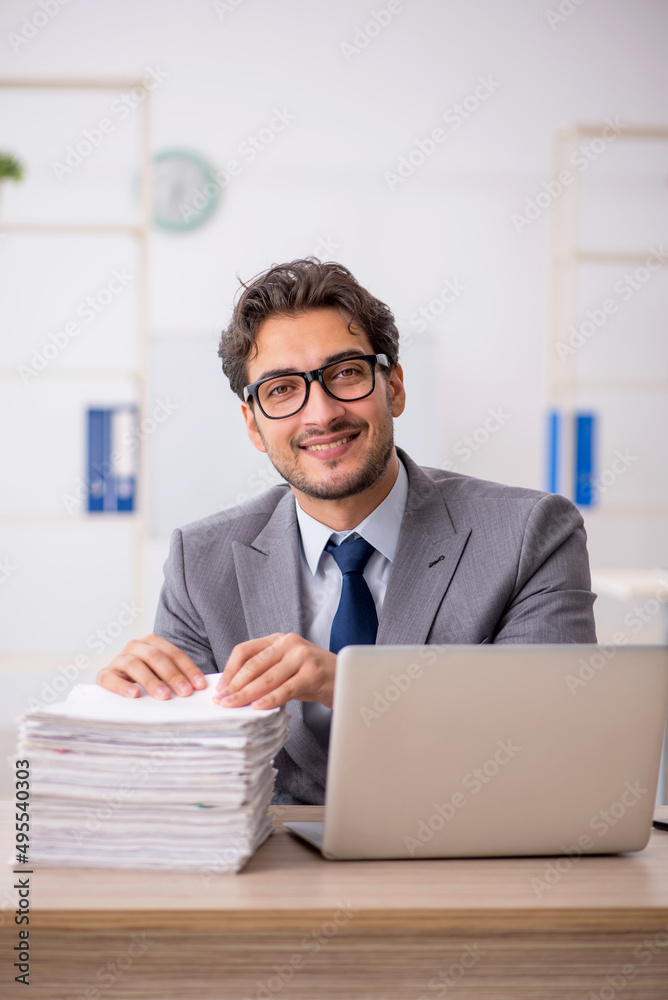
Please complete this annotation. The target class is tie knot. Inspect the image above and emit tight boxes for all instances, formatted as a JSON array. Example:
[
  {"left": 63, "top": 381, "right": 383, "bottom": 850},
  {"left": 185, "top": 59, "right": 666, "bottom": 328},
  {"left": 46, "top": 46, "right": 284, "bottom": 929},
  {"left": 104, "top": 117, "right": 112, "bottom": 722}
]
[{"left": 326, "top": 536, "right": 375, "bottom": 575}]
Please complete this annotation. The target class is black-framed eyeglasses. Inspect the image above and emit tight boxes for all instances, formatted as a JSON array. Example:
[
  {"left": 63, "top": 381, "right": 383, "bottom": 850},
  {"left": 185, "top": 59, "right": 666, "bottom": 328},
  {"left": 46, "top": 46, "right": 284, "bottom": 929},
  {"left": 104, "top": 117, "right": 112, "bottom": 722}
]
[{"left": 243, "top": 353, "right": 390, "bottom": 419}]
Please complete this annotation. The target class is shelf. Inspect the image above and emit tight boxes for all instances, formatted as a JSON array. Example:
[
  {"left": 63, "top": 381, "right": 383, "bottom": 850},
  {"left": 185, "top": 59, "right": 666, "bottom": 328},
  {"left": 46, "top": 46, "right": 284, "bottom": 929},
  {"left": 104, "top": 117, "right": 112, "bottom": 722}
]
[
  {"left": 559, "top": 124, "right": 668, "bottom": 141},
  {"left": 591, "top": 568, "right": 668, "bottom": 601},
  {"left": 0, "top": 77, "right": 147, "bottom": 90},
  {"left": 0, "top": 367, "right": 144, "bottom": 381},
  {"left": 548, "top": 379, "right": 668, "bottom": 392},
  {"left": 1, "top": 222, "right": 145, "bottom": 235},
  {"left": 553, "top": 252, "right": 668, "bottom": 267},
  {"left": 581, "top": 505, "right": 668, "bottom": 517},
  {"left": 0, "top": 512, "right": 142, "bottom": 524}
]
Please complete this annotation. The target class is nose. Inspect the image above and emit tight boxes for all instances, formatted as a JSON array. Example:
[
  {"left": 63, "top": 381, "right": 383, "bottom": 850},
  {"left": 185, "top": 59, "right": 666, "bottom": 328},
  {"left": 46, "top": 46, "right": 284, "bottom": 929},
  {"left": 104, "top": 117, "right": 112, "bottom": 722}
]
[{"left": 299, "top": 378, "right": 346, "bottom": 425}]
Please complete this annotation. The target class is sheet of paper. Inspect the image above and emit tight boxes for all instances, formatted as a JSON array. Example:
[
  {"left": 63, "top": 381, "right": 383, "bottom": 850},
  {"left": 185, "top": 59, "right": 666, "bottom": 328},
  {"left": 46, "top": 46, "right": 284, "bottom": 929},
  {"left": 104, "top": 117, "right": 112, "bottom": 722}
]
[{"left": 30, "top": 674, "right": 279, "bottom": 724}]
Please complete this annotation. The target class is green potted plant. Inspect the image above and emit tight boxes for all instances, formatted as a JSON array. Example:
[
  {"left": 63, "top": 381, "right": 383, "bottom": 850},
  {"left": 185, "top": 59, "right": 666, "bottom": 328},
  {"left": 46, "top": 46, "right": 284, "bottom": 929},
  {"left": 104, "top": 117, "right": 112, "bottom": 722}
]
[{"left": 0, "top": 153, "right": 25, "bottom": 217}]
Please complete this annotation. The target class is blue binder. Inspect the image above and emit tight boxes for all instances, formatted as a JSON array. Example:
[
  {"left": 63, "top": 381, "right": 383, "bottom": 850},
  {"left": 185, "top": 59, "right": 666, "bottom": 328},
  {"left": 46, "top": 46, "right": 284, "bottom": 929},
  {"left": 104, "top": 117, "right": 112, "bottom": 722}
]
[
  {"left": 87, "top": 406, "right": 137, "bottom": 513},
  {"left": 87, "top": 409, "right": 110, "bottom": 512},
  {"left": 574, "top": 414, "right": 596, "bottom": 507},
  {"left": 546, "top": 409, "right": 597, "bottom": 507}
]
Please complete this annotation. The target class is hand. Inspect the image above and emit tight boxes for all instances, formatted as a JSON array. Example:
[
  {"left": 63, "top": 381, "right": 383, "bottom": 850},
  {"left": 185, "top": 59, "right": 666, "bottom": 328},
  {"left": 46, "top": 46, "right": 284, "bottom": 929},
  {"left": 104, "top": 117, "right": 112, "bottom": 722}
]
[
  {"left": 213, "top": 632, "right": 336, "bottom": 710},
  {"left": 96, "top": 634, "right": 208, "bottom": 699}
]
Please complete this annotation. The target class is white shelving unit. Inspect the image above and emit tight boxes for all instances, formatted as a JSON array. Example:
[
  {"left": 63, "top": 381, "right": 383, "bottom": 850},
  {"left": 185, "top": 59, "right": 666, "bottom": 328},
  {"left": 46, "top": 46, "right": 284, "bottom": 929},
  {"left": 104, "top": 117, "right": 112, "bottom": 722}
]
[
  {"left": 546, "top": 123, "right": 668, "bottom": 804},
  {"left": 0, "top": 77, "right": 152, "bottom": 634},
  {"left": 546, "top": 122, "right": 668, "bottom": 513}
]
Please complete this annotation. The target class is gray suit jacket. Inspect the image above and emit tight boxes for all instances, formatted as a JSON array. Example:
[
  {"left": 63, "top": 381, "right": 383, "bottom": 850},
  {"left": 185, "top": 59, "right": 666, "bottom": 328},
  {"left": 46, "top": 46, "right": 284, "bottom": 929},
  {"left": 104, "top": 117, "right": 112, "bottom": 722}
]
[{"left": 153, "top": 449, "right": 597, "bottom": 804}]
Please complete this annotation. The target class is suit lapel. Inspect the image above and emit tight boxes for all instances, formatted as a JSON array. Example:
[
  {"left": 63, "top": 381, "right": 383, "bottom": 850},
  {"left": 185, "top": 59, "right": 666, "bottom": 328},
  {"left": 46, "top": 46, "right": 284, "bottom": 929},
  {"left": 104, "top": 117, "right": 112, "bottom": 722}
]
[
  {"left": 232, "top": 491, "right": 303, "bottom": 639},
  {"left": 377, "top": 452, "right": 472, "bottom": 644},
  {"left": 232, "top": 491, "right": 328, "bottom": 787}
]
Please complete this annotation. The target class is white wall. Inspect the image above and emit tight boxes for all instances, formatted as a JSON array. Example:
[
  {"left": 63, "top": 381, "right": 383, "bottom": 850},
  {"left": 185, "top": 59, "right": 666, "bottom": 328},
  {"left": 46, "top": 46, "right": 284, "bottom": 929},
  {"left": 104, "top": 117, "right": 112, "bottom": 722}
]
[{"left": 0, "top": 0, "right": 667, "bottom": 752}]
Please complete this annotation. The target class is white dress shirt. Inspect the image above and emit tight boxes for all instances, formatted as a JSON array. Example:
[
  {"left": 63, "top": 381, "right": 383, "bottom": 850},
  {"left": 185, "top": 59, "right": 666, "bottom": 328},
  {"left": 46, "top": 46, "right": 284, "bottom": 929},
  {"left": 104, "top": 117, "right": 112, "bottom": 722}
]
[{"left": 294, "top": 457, "right": 409, "bottom": 650}]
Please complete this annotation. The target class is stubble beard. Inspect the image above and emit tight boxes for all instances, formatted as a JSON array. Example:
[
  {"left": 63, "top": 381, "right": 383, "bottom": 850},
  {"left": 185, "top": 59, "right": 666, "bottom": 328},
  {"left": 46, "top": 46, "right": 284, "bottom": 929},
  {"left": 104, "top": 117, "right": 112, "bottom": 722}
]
[{"left": 256, "top": 415, "right": 396, "bottom": 501}]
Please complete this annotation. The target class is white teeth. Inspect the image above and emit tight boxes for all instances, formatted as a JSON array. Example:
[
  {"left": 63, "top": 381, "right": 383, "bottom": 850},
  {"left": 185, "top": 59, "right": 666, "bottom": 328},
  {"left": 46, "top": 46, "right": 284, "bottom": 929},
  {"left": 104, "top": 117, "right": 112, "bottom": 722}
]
[{"left": 305, "top": 436, "right": 354, "bottom": 452}]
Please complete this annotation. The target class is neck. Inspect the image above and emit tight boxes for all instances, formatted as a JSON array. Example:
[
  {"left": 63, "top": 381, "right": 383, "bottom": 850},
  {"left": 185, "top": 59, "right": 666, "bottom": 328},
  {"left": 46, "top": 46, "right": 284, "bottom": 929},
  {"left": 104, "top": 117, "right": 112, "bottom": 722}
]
[{"left": 293, "top": 451, "right": 400, "bottom": 531}]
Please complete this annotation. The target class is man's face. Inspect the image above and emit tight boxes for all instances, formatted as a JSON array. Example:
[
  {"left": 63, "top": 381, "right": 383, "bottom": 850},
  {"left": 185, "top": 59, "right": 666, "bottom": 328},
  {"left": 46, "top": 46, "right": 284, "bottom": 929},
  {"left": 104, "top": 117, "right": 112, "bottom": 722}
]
[{"left": 241, "top": 307, "right": 405, "bottom": 502}]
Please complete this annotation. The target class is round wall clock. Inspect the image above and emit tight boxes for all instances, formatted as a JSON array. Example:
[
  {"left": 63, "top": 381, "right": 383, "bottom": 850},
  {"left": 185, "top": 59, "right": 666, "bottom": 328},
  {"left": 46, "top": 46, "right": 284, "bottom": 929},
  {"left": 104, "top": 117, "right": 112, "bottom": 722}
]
[{"left": 152, "top": 149, "right": 220, "bottom": 233}]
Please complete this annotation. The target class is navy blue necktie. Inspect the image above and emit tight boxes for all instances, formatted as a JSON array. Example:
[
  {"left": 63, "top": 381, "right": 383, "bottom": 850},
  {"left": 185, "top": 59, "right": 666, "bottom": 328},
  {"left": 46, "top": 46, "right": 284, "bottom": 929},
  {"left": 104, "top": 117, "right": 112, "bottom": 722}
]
[
  {"left": 325, "top": 536, "right": 379, "bottom": 653},
  {"left": 303, "top": 536, "right": 378, "bottom": 752}
]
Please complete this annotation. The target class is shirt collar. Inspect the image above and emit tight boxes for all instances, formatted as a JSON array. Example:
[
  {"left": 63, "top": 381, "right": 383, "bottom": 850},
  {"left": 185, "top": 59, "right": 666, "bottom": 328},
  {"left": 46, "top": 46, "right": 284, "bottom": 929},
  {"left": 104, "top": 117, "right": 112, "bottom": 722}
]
[{"left": 295, "top": 457, "right": 409, "bottom": 576}]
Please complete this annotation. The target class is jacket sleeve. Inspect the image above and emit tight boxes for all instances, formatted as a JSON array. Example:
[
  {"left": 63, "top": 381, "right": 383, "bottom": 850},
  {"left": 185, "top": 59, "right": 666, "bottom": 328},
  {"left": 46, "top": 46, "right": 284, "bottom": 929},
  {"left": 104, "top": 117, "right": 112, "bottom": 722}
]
[
  {"left": 152, "top": 528, "right": 220, "bottom": 674},
  {"left": 492, "top": 492, "right": 598, "bottom": 643}
]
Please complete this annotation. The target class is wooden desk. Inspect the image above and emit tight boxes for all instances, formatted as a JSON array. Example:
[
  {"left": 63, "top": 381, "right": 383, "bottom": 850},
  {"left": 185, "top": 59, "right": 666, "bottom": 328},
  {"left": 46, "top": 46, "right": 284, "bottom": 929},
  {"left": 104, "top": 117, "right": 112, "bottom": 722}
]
[{"left": 2, "top": 804, "right": 668, "bottom": 999}]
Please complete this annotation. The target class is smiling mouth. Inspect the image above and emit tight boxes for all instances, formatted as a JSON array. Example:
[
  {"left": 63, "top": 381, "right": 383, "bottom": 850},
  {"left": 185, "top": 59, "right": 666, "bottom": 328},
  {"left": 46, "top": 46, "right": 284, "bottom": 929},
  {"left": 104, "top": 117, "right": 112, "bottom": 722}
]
[{"left": 301, "top": 433, "right": 360, "bottom": 452}]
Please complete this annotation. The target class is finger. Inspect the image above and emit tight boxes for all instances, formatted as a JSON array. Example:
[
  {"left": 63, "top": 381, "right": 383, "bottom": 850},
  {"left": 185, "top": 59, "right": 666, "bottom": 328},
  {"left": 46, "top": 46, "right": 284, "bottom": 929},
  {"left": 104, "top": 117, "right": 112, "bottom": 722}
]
[
  {"left": 247, "top": 649, "right": 336, "bottom": 709},
  {"left": 104, "top": 651, "right": 185, "bottom": 700},
  {"left": 216, "top": 658, "right": 299, "bottom": 708},
  {"left": 127, "top": 634, "right": 207, "bottom": 690},
  {"left": 217, "top": 634, "right": 285, "bottom": 692},
  {"left": 97, "top": 666, "right": 142, "bottom": 699},
  {"left": 218, "top": 638, "right": 287, "bottom": 697},
  {"left": 249, "top": 676, "right": 304, "bottom": 710},
  {"left": 103, "top": 654, "right": 178, "bottom": 700},
  {"left": 120, "top": 642, "right": 201, "bottom": 697},
  {"left": 251, "top": 646, "right": 336, "bottom": 708}
]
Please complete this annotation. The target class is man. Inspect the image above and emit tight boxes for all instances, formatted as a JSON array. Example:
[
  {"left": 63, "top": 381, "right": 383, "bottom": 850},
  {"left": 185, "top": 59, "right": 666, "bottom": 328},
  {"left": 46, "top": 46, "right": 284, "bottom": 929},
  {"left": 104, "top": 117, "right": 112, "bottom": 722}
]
[{"left": 98, "top": 258, "right": 597, "bottom": 804}]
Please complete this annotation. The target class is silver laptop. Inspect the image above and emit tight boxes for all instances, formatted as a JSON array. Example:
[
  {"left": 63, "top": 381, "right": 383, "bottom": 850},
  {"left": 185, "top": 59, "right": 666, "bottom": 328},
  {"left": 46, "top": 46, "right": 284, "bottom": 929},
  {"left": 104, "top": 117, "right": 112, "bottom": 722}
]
[{"left": 285, "top": 644, "right": 668, "bottom": 859}]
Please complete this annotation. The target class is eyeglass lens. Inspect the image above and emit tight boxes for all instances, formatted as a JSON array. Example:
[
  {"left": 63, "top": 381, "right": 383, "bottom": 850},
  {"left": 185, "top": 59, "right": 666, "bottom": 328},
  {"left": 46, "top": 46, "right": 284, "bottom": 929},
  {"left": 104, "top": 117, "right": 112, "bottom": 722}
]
[{"left": 258, "top": 358, "right": 374, "bottom": 417}]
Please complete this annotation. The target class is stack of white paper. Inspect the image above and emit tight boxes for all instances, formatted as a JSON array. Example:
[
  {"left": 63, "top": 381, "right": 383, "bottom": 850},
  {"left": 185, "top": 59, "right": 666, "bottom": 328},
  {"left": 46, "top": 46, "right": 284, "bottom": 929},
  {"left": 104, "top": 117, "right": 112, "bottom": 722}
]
[{"left": 18, "top": 676, "right": 288, "bottom": 873}]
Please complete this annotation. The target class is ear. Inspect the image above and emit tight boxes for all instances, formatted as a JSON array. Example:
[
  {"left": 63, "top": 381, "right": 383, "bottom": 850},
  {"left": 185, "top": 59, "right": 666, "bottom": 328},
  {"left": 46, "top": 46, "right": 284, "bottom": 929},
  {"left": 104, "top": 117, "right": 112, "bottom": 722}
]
[
  {"left": 241, "top": 401, "right": 267, "bottom": 453},
  {"left": 389, "top": 363, "right": 406, "bottom": 418}
]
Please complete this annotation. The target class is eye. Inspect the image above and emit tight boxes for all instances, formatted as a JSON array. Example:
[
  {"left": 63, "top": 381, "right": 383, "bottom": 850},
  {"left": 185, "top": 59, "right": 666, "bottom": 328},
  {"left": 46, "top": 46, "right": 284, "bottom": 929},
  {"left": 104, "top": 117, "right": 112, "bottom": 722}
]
[
  {"left": 331, "top": 362, "right": 365, "bottom": 379},
  {"left": 266, "top": 382, "right": 297, "bottom": 397}
]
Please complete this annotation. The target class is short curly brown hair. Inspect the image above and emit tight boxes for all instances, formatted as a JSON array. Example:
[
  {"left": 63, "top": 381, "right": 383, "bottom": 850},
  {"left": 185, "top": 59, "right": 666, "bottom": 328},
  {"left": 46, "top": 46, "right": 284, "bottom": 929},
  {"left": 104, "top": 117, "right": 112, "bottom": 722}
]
[{"left": 218, "top": 258, "right": 400, "bottom": 399}]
